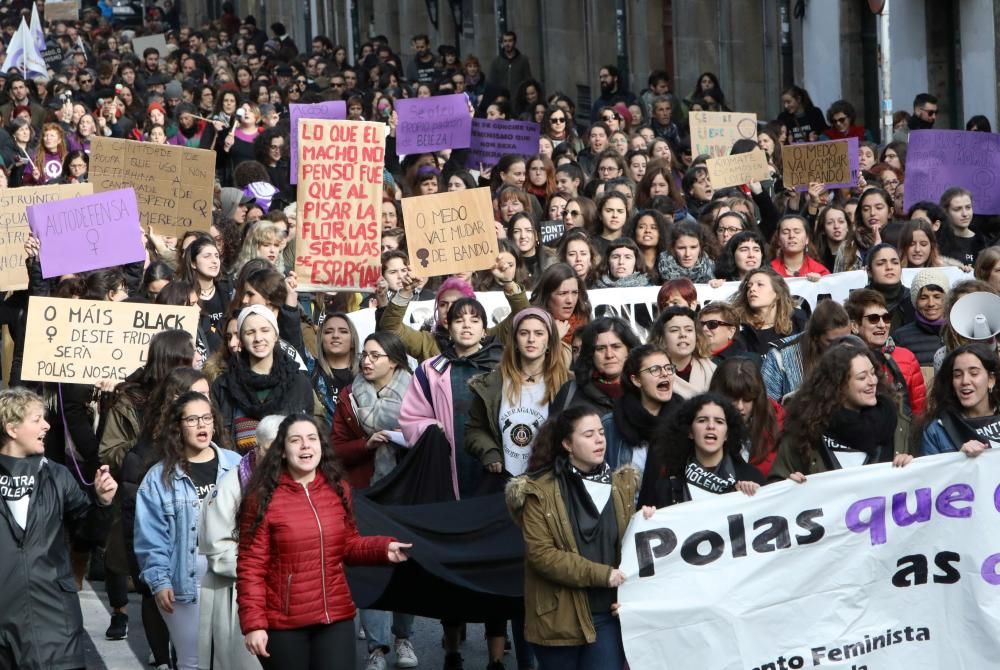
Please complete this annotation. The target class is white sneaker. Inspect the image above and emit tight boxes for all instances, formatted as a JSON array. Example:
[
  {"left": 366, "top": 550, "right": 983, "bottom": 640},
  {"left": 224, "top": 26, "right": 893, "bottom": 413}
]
[
  {"left": 395, "top": 638, "right": 419, "bottom": 668},
  {"left": 366, "top": 651, "right": 388, "bottom": 670}
]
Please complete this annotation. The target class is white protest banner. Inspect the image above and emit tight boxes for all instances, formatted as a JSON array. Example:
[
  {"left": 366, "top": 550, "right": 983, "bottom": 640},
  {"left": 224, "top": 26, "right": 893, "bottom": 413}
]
[
  {"left": 618, "top": 451, "right": 1000, "bottom": 669},
  {"left": 22, "top": 296, "right": 199, "bottom": 383},
  {"left": 345, "top": 267, "right": 969, "bottom": 343}
]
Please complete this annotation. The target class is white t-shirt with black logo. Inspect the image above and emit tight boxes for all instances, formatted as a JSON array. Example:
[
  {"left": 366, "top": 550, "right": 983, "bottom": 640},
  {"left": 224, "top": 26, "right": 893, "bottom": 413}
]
[{"left": 499, "top": 381, "right": 548, "bottom": 477}]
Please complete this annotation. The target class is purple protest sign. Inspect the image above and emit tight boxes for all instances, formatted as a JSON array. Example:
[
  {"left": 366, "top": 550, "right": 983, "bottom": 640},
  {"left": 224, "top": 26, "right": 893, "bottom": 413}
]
[
  {"left": 904, "top": 130, "right": 1000, "bottom": 214},
  {"left": 27, "top": 188, "right": 144, "bottom": 278},
  {"left": 791, "top": 137, "right": 859, "bottom": 191},
  {"left": 464, "top": 118, "right": 540, "bottom": 169},
  {"left": 395, "top": 94, "right": 471, "bottom": 155},
  {"left": 289, "top": 101, "right": 347, "bottom": 183}
]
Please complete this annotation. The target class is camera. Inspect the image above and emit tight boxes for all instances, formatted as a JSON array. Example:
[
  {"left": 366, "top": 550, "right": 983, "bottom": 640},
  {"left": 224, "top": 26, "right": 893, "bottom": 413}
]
[{"left": 59, "top": 90, "right": 72, "bottom": 102}]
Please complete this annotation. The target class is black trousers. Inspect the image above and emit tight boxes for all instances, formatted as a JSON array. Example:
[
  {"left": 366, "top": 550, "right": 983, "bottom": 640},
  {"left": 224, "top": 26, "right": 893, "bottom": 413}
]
[{"left": 260, "top": 620, "right": 356, "bottom": 670}]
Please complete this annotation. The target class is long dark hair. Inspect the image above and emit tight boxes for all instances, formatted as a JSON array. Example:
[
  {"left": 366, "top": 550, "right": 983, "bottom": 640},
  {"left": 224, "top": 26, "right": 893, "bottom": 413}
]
[
  {"left": 144, "top": 368, "right": 209, "bottom": 444},
  {"left": 653, "top": 393, "right": 746, "bottom": 479},
  {"left": 240, "top": 414, "right": 350, "bottom": 540},
  {"left": 119, "top": 330, "right": 196, "bottom": 410},
  {"left": 158, "top": 391, "right": 225, "bottom": 487},
  {"left": 781, "top": 343, "right": 889, "bottom": 462},
  {"left": 530, "top": 261, "right": 593, "bottom": 322},
  {"left": 709, "top": 359, "right": 777, "bottom": 465},
  {"left": 714, "top": 230, "right": 767, "bottom": 281},
  {"left": 526, "top": 405, "right": 602, "bottom": 472},
  {"left": 801, "top": 299, "right": 851, "bottom": 374},
  {"left": 925, "top": 344, "right": 1000, "bottom": 425}
]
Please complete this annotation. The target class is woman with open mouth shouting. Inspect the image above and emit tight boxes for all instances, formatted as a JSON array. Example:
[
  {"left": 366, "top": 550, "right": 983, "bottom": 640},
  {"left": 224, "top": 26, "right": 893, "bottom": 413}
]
[
  {"left": 135, "top": 391, "right": 242, "bottom": 670},
  {"left": 639, "top": 393, "right": 764, "bottom": 507},
  {"left": 237, "top": 415, "right": 410, "bottom": 669}
]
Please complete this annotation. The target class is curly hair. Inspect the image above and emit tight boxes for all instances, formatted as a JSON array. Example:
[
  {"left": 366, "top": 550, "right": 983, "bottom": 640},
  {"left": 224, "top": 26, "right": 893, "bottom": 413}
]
[
  {"left": 924, "top": 344, "right": 1000, "bottom": 427},
  {"left": 158, "top": 391, "right": 225, "bottom": 487},
  {"left": 239, "top": 414, "right": 350, "bottom": 540},
  {"left": 780, "top": 344, "right": 889, "bottom": 463},
  {"left": 0, "top": 388, "right": 44, "bottom": 447},
  {"left": 652, "top": 393, "right": 747, "bottom": 480}
]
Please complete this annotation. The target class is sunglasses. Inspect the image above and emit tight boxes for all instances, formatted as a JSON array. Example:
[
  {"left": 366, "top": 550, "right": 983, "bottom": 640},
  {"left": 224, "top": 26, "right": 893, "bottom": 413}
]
[
  {"left": 862, "top": 313, "right": 892, "bottom": 325},
  {"left": 550, "top": 117, "right": 566, "bottom": 124},
  {"left": 701, "top": 320, "right": 734, "bottom": 330}
]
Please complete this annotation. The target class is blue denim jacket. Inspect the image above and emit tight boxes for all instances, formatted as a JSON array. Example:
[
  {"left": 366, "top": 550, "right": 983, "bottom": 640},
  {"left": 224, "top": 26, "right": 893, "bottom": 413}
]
[{"left": 134, "top": 445, "right": 241, "bottom": 602}]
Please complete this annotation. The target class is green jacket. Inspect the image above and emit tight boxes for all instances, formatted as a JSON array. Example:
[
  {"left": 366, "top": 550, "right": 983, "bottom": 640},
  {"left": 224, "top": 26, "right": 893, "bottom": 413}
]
[
  {"left": 505, "top": 463, "right": 640, "bottom": 646},
  {"left": 378, "top": 285, "right": 530, "bottom": 363},
  {"left": 466, "top": 369, "right": 505, "bottom": 467}
]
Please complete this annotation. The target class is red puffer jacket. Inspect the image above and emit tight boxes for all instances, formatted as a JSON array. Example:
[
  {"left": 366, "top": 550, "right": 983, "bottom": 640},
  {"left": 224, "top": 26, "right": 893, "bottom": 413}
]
[
  {"left": 887, "top": 345, "right": 926, "bottom": 417},
  {"left": 237, "top": 471, "right": 393, "bottom": 633}
]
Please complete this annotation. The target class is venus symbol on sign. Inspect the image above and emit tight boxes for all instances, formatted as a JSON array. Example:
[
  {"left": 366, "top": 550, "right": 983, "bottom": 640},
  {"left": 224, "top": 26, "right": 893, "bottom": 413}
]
[
  {"left": 86, "top": 229, "right": 99, "bottom": 254},
  {"left": 45, "top": 326, "right": 57, "bottom": 342},
  {"left": 415, "top": 249, "right": 430, "bottom": 268}
]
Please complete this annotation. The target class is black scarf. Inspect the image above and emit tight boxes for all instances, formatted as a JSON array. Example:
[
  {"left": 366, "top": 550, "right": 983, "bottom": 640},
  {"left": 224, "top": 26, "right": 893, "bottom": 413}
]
[
  {"left": 555, "top": 456, "right": 617, "bottom": 613},
  {"left": 685, "top": 453, "right": 737, "bottom": 495},
  {"left": 612, "top": 393, "right": 677, "bottom": 446},
  {"left": 226, "top": 351, "right": 300, "bottom": 419},
  {"left": 818, "top": 395, "right": 897, "bottom": 469}
]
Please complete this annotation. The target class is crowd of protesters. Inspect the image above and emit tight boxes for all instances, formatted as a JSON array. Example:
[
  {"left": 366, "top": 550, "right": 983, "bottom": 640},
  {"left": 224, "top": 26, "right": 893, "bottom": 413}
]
[{"left": 0, "top": 4, "right": 999, "bottom": 670}]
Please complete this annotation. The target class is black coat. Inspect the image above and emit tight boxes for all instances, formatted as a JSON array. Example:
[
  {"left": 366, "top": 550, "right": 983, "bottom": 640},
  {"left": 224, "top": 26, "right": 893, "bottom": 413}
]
[
  {"left": 892, "top": 320, "right": 942, "bottom": 367},
  {"left": 737, "top": 308, "right": 809, "bottom": 357},
  {"left": 0, "top": 458, "right": 111, "bottom": 669},
  {"left": 119, "top": 433, "right": 157, "bottom": 592}
]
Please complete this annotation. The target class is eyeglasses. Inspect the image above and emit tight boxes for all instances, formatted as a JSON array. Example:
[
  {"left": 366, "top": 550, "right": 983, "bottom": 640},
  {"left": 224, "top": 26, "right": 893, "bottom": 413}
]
[
  {"left": 862, "top": 313, "right": 892, "bottom": 325},
  {"left": 832, "top": 115, "right": 849, "bottom": 125},
  {"left": 640, "top": 363, "right": 675, "bottom": 377},
  {"left": 79, "top": 78, "right": 92, "bottom": 84},
  {"left": 550, "top": 117, "right": 566, "bottom": 124},
  {"left": 182, "top": 414, "right": 214, "bottom": 427},
  {"left": 360, "top": 351, "right": 386, "bottom": 362},
  {"left": 701, "top": 320, "right": 734, "bottom": 331},
  {"left": 717, "top": 226, "right": 742, "bottom": 235},
  {"left": 922, "top": 107, "right": 938, "bottom": 117},
  {"left": 602, "top": 114, "right": 617, "bottom": 122},
  {"left": 882, "top": 179, "right": 900, "bottom": 189}
]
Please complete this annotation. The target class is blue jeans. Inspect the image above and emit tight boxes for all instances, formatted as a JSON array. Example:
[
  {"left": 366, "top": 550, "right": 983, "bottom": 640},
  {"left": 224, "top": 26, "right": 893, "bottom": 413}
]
[
  {"left": 531, "top": 613, "right": 625, "bottom": 670},
  {"left": 360, "top": 609, "right": 415, "bottom": 653}
]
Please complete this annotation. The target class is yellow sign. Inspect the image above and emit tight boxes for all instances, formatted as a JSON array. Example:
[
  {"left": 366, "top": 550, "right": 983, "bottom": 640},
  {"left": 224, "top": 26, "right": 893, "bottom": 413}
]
[
  {"left": 706, "top": 149, "right": 773, "bottom": 188},
  {"left": 22, "top": 296, "right": 199, "bottom": 383},
  {"left": 401, "top": 187, "right": 499, "bottom": 277}
]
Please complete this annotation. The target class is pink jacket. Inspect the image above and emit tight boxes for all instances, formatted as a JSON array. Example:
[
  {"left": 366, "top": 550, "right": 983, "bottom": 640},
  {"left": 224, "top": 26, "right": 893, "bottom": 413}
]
[{"left": 399, "top": 357, "right": 460, "bottom": 498}]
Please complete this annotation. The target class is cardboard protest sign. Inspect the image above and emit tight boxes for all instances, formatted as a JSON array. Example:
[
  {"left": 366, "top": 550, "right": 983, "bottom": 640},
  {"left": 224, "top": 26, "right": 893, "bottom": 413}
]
[
  {"left": 130, "top": 33, "right": 168, "bottom": 57},
  {"left": 465, "top": 118, "right": 540, "bottom": 169},
  {"left": 289, "top": 101, "right": 347, "bottom": 183},
  {"left": 22, "top": 296, "right": 199, "bottom": 383},
  {"left": 27, "top": 188, "right": 143, "bottom": 278},
  {"left": 705, "top": 149, "right": 772, "bottom": 188},
  {"left": 782, "top": 138, "right": 856, "bottom": 189},
  {"left": 89, "top": 137, "right": 215, "bottom": 235},
  {"left": 904, "top": 130, "right": 1000, "bottom": 214},
  {"left": 0, "top": 183, "right": 92, "bottom": 290},
  {"left": 43, "top": 0, "right": 79, "bottom": 22},
  {"left": 689, "top": 111, "right": 758, "bottom": 158},
  {"left": 401, "top": 187, "right": 498, "bottom": 277},
  {"left": 619, "top": 450, "right": 1000, "bottom": 670},
  {"left": 395, "top": 94, "right": 471, "bottom": 154},
  {"left": 295, "top": 119, "right": 384, "bottom": 290}
]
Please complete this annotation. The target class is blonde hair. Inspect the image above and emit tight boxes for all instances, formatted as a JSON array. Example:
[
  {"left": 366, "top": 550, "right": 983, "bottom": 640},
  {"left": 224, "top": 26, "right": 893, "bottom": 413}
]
[
  {"left": 0, "top": 388, "right": 44, "bottom": 446},
  {"left": 235, "top": 221, "right": 286, "bottom": 274}
]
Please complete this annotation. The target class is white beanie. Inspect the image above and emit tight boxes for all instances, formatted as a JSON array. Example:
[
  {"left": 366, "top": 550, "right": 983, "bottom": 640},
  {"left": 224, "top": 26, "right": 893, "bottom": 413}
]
[
  {"left": 909, "top": 268, "right": 951, "bottom": 306},
  {"left": 237, "top": 304, "right": 279, "bottom": 334}
]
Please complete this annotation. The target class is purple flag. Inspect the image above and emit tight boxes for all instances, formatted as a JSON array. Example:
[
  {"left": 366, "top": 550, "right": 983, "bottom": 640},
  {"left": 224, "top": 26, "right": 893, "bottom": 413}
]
[
  {"left": 395, "top": 94, "right": 472, "bottom": 155},
  {"left": 28, "top": 188, "right": 145, "bottom": 278},
  {"left": 464, "top": 118, "right": 541, "bottom": 169},
  {"left": 290, "top": 101, "right": 347, "bottom": 183},
  {"left": 904, "top": 130, "right": 1000, "bottom": 214}
]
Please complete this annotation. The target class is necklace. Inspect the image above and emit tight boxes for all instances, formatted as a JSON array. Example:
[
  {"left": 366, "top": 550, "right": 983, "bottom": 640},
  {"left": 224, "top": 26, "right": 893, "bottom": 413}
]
[{"left": 200, "top": 285, "right": 216, "bottom": 298}]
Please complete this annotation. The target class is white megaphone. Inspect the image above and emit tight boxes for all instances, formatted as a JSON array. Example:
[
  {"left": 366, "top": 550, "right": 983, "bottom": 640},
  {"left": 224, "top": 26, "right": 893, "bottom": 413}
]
[{"left": 950, "top": 292, "right": 1000, "bottom": 340}]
